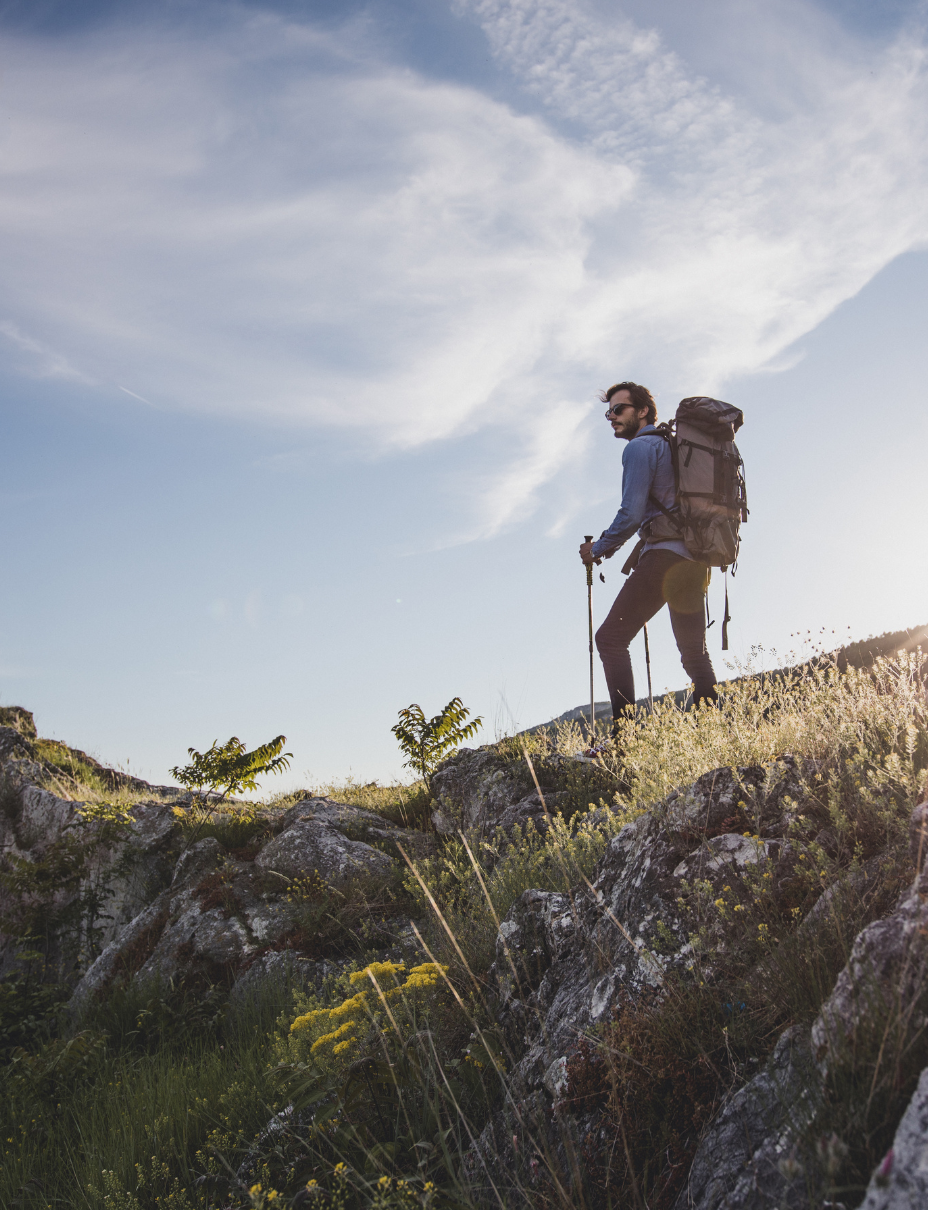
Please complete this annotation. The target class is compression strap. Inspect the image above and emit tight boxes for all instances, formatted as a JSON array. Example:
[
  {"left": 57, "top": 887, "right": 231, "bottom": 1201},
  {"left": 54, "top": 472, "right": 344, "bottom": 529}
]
[{"left": 722, "top": 569, "right": 731, "bottom": 651}]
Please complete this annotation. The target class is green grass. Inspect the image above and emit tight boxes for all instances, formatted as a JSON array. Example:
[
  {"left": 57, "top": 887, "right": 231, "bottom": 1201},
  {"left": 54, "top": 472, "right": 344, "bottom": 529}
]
[
  {"left": 1, "top": 979, "right": 295, "bottom": 1210},
  {"left": 31, "top": 738, "right": 165, "bottom": 815},
  {"left": 302, "top": 778, "right": 435, "bottom": 830}
]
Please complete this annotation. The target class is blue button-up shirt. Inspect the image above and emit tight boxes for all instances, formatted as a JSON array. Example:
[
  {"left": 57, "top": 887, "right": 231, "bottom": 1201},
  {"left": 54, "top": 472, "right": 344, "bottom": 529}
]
[{"left": 589, "top": 424, "right": 691, "bottom": 561}]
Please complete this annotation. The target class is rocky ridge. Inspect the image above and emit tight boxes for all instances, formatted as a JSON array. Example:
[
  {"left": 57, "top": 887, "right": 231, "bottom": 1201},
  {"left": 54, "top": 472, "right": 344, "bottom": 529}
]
[
  {"left": 0, "top": 710, "right": 433, "bottom": 1005},
  {"left": 3, "top": 704, "right": 928, "bottom": 1208}
]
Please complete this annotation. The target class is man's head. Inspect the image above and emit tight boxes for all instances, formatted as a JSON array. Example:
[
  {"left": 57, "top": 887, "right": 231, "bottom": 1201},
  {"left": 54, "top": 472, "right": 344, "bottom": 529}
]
[{"left": 600, "top": 381, "right": 656, "bottom": 440}]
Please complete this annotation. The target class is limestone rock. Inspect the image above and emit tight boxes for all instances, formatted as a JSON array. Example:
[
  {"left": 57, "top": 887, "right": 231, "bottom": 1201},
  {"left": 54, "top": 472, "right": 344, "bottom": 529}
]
[
  {"left": 430, "top": 746, "right": 586, "bottom": 835},
  {"left": 673, "top": 1027, "right": 820, "bottom": 1210},
  {"left": 69, "top": 890, "right": 173, "bottom": 1011},
  {"left": 466, "top": 758, "right": 827, "bottom": 1198},
  {"left": 228, "top": 951, "right": 337, "bottom": 1012},
  {"left": 0, "top": 724, "right": 35, "bottom": 763},
  {"left": 859, "top": 1066, "right": 928, "bottom": 1210},
  {"left": 676, "top": 826, "right": 928, "bottom": 1210},
  {"left": 812, "top": 867, "right": 928, "bottom": 1070},
  {"left": 65, "top": 795, "right": 434, "bottom": 1002},
  {"left": 0, "top": 706, "right": 37, "bottom": 740},
  {"left": 255, "top": 797, "right": 409, "bottom": 885},
  {"left": 0, "top": 719, "right": 432, "bottom": 1004},
  {"left": 430, "top": 748, "right": 529, "bottom": 833}
]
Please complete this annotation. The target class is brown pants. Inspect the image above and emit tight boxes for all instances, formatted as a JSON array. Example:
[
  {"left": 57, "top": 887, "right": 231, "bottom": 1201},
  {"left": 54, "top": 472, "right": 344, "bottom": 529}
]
[{"left": 595, "top": 549, "right": 718, "bottom": 718}]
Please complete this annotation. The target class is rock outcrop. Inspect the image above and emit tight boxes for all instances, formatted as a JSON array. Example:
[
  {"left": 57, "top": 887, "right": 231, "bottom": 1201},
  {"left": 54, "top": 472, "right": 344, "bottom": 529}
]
[
  {"left": 485, "top": 760, "right": 812, "bottom": 1104},
  {"left": 430, "top": 745, "right": 610, "bottom": 835},
  {"left": 430, "top": 747, "right": 548, "bottom": 834},
  {"left": 858, "top": 1066, "right": 928, "bottom": 1210},
  {"left": 0, "top": 710, "right": 433, "bottom": 1005},
  {"left": 6, "top": 702, "right": 928, "bottom": 1209},
  {"left": 67, "top": 797, "right": 432, "bottom": 1006},
  {"left": 468, "top": 756, "right": 928, "bottom": 1208}
]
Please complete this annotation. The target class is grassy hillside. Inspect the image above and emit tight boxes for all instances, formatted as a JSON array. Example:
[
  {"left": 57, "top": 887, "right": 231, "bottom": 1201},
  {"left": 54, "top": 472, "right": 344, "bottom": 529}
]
[{"left": 1, "top": 630, "right": 926, "bottom": 1209}]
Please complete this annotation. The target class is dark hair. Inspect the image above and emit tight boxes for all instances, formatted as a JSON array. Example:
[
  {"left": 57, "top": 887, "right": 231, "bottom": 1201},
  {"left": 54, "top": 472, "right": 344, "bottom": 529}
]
[{"left": 599, "top": 381, "right": 657, "bottom": 426}]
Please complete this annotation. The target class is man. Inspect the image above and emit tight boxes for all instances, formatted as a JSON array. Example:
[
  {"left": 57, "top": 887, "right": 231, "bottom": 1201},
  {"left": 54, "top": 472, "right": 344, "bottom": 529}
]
[{"left": 579, "top": 381, "right": 718, "bottom": 725}]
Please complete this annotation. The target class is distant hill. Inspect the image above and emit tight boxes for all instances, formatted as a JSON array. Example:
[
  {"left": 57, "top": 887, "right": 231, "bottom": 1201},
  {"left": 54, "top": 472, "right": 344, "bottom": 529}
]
[{"left": 526, "top": 623, "right": 928, "bottom": 732}]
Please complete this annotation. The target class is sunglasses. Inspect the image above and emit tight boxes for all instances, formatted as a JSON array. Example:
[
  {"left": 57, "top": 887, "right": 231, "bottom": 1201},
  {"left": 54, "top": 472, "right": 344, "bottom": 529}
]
[{"left": 605, "top": 402, "right": 634, "bottom": 418}]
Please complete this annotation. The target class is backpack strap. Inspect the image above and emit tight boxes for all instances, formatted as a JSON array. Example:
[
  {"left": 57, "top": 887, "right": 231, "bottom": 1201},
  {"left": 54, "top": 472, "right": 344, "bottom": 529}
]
[
  {"left": 647, "top": 493, "right": 682, "bottom": 531},
  {"left": 621, "top": 538, "right": 645, "bottom": 576},
  {"left": 722, "top": 569, "right": 731, "bottom": 651}
]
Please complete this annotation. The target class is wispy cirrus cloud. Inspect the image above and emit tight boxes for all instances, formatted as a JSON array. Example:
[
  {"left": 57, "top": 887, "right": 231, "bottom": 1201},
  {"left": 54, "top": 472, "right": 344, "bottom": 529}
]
[
  {"left": 1, "top": 1, "right": 927, "bottom": 539},
  {"left": 458, "top": 0, "right": 928, "bottom": 387},
  {"left": 0, "top": 10, "right": 628, "bottom": 452},
  {"left": 0, "top": 320, "right": 93, "bottom": 382}
]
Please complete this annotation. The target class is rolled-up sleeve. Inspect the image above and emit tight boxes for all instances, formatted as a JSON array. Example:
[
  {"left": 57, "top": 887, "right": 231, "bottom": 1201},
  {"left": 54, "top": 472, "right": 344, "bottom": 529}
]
[{"left": 590, "top": 438, "right": 656, "bottom": 559}]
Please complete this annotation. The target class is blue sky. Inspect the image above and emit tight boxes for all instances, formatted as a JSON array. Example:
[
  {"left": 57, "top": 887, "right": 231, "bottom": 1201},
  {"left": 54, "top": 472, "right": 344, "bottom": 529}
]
[{"left": 1, "top": 0, "right": 927, "bottom": 788}]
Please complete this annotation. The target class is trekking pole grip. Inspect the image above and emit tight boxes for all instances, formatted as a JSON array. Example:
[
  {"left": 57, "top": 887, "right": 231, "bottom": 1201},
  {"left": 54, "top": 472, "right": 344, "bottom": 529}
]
[{"left": 584, "top": 535, "right": 594, "bottom": 586}]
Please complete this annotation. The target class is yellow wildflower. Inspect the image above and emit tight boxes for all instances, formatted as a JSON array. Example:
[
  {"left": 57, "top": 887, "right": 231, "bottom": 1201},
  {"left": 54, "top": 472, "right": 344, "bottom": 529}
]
[
  {"left": 393, "top": 962, "right": 448, "bottom": 992},
  {"left": 329, "top": 992, "right": 367, "bottom": 1019},
  {"left": 290, "top": 1009, "right": 329, "bottom": 1034},
  {"left": 311, "top": 1021, "right": 357, "bottom": 1054},
  {"left": 350, "top": 961, "right": 405, "bottom": 985}
]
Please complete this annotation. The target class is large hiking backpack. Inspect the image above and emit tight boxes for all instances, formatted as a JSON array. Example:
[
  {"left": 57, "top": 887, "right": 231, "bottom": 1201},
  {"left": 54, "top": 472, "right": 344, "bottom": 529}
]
[{"left": 646, "top": 396, "right": 748, "bottom": 569}]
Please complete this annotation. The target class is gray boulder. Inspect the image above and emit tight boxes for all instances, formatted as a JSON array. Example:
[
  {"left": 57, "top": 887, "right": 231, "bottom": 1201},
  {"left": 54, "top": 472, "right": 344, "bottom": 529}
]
[
  {"left": 0, "top": 746, "right": 183, "bottom": 979},
  {"left": 673, "top": 1027, "right": 820, "bottom": 1210},
  {"left": 0, "top": 724, "right": 35, "bottom": 764},
  {"left": 255, "top": 797, "right": 407, "bottom": 886},
  {"left": 676, "top": 850, "right": 928, "bottom": 1210},
  {"left": 68, "top": 797, "right": 431, "bottom": 1003},
  {"left": 430, "top": 746, "right": 604, "bottom": 835},
  {"left": 228, "top": 950, "right": 337, "bottom": 1012},
  {"left": 2, "top": 719, "right": 432, "bottom": 1006},
  {"left": 859, "top": 1066, "right": 928, "bottom": 1210},
  {"left": 0, "top": 706, "right": 38, "bottom": 740},
  {"left": 430, "top": 748, "right": 531, "bottom": 834},
  {"left": 467, "top": 758, "right": 815, "bottom": 1197},
  {"left": 812, "top": 866, "right": 928, "bottom": 1070}
]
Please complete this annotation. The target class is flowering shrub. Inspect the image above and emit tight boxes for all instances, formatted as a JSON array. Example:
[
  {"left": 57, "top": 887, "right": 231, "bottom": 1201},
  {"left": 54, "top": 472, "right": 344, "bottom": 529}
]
[{"left": 280, "top": 961, "right": 449, "bottom": 1074}]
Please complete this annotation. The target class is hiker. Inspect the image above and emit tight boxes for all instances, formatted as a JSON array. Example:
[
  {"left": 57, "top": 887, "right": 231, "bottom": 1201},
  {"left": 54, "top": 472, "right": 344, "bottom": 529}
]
[{"left": 579, "top": 381, "right": 718, "bottom": 725}]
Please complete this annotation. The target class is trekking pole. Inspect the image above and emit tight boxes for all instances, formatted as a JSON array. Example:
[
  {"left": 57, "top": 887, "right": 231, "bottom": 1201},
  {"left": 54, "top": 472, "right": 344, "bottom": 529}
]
[
  {"left": 585, "top": 535, "right": 595, "bottom": 735},
  {"left": 643, "top": 622, "right": 654, "bottom": 713}
]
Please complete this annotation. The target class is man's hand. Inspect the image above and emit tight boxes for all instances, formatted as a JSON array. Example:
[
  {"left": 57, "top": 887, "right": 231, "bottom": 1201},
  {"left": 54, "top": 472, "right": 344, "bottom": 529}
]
[{"left": 579, "top": 540, "right": 601, "bottom": 566}]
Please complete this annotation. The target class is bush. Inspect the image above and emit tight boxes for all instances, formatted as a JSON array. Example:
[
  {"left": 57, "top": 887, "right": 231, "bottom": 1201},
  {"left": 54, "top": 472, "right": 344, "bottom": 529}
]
[{"left": 266, "top": 960, "right": 500, "bottom": 1201}]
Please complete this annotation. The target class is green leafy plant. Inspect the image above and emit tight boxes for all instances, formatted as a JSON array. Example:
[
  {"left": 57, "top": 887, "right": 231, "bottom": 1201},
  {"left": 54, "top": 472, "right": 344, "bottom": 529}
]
[
  {"left": 170, "top": 734, "right": 292, "bottom": 802},
  {"left": 391, "top": 698, "right": 482, "bottom": 787}
]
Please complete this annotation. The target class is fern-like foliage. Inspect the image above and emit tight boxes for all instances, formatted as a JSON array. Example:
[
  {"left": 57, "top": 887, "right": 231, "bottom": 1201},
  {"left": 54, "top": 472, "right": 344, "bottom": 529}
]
[
  {"left": 170, "top": 735, "right": 292, "bottom": 801},
  {"left": 391, "top": 698, "right": 483, "bottom": 787}
]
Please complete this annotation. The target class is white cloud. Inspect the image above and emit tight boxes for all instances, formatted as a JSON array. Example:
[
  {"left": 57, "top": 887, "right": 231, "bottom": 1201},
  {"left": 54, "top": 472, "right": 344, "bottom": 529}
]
[
  {"left": 459, "top": 0, "right": 928, "bottom": 386},
  {"left": 1, "top": 1, "right": 927, "bottom": 535},
  {"left": 0, "top": 13, "right": 628, "bottom": 452},
  {"left": 0, "top": 320, "right": 93, "bottom": 381},
  {"left": 447, "top": 397, "right": 593, "bottom": 542}
]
